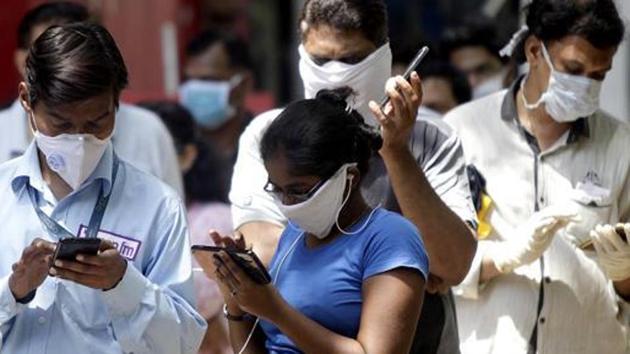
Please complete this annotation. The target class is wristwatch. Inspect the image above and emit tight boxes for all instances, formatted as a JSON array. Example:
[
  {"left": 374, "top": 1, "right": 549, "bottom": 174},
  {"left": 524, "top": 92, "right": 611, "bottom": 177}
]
[{"left": 223, "top": 304, "right": 250, "bottom": 321}]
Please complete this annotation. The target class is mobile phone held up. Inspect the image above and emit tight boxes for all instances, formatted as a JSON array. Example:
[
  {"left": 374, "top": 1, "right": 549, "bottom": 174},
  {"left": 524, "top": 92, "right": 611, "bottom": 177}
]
[
  {"left": 53, "top": 237, "right": 102, "bottom": 261},
  {"left": 379, "top": 46, "right": 430, "bottom": 110},
  {"left": 192, "top": 245, "right": 272, "bottom": 285}
]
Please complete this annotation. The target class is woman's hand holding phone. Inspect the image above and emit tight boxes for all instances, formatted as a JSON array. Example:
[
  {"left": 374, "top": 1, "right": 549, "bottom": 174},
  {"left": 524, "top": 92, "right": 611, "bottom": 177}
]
[
  {"left": 213, "top": 248, "right": 284, "bottom": 321},
  {"left": 204, "top": 230, "right": 282, "bottom": 320}
]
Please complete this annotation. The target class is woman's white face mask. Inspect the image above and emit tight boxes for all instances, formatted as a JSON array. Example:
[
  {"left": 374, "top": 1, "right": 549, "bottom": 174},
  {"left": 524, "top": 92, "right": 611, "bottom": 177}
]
[
  {"left": 273, "top": 163, "right": 356, "bottom": 239},
  {"left": 32, "top": 115, "right": 112, "bottom": 190},
  {"left": 522, "top": 43, "right": 602, "bottom": 122},
  {"left": 298, "top": 43, "right": 392, "bottom": 126}
]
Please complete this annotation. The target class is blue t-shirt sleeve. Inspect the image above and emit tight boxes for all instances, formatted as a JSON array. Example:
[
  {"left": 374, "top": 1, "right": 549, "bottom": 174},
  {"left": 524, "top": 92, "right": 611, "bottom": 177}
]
[{"left": 362, "top": 212, "right": 429, "bottom": 281}]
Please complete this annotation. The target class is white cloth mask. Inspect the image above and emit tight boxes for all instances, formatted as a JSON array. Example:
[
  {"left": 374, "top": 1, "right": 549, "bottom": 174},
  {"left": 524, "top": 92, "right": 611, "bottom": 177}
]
[
  {"left": 298, "top": 43, "right": 392, "bottom": 126},
  {"left": 275, "top": 163, "right": 356, "bottom": 239},
  {"left": 33, "top": 124, "right": 111, "bottom": 190},
  {"left": 522, "top": 43, "right": 602, "bottom": 122}
]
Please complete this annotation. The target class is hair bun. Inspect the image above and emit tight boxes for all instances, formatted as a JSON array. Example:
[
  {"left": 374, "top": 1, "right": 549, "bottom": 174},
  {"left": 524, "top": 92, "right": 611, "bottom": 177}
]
[{"left": 315, "top": 87, "right": 356, "bottom": 109}]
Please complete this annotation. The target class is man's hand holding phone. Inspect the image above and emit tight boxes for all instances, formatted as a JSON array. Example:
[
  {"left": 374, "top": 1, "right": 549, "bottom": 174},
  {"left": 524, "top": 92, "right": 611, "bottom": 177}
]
[
  {"left": 370, "top": 72, "right": 423, "bottom": 154},
  {"left": 9, "top": 238, "right": 56, "bottom": 301},
  {"left": 50, "top": 240, "right": 127, "bottom": 290}
]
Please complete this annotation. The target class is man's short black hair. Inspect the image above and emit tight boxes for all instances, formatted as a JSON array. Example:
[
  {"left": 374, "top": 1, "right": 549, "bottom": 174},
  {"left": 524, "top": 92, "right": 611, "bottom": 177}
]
[
  {"left": 17, "top": 1, "right": 88, "bottom": 50},
  {"left": 526, "top": 0, "right": 625, "bottom": 49},
  {"left": 26, "top": 22, "right": 128, "bottom": 108},
  {"left": 440, "top": 16, "right": 502, "bottom": 61},
  {"left": 185, "top": 30, "right": 252, "bottom": 70},
  {"left": 299, "top": 0, "right": 389, "bottom": 47},
  {"left": 419, "top": 61, "right": 471, "bottom": 105}
]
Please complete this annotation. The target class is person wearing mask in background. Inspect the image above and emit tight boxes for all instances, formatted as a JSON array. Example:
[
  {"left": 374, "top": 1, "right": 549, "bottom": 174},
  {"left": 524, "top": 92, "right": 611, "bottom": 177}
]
[
  {"left": 444, "top": 1, "right": 630, "bottom": 353},
  {"left": 0, "top": 1, "right": 184, "bottom": 196},
  {"left": 440, "top": 17, "right": 511, "bottom": 100},
  {"left": 212, "top": 88, "right": 428, "bottom": 354},
  {"left": 181, "top": 30, "right": 254, "bottom": 198},
  {"left": 228, "top": 1, "right": 477, "bottom": 353},
  {"left": 0, "top": 22, "right": 205, "bottom": 354},
  {"left": 139, "top": 101, "right": 232, "bottom": 354},
  {"left": 416, "top": 61, "right": 471, "bottom": 116}
]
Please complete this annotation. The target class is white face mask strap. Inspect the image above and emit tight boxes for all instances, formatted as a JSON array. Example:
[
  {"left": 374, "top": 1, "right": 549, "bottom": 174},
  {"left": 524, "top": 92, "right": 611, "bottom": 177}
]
[
  {"left": 333, "top": 170, "right": 379, "bottom": 236},
  {"left": 520, "top": 76, "right": 545, "bottom": 110},
  {"left": 521, "top": 42, "right": 558, "bottom": 111}
]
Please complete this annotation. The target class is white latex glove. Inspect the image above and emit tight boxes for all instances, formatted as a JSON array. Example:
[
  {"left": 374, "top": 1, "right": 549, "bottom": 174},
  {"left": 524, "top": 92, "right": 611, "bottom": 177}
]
[
  {"left": 591, "top": 224, "right": 630, "bottom": 281},
  {"left": 487, "top": 209, "right": 578, "bottom": 274}
]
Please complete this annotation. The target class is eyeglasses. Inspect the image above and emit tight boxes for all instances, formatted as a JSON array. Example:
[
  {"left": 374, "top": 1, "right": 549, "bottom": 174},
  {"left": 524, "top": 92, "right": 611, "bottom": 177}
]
[{"left": 263, "top": 179, "right": 326, "bottom": 204}]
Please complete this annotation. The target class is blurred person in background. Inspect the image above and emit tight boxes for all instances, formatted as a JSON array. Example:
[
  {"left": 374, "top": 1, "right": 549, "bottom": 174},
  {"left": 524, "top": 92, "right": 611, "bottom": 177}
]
[
  {"left": 227, "top": 1, "right": 477, "bottom": 353},
  {"left": 181, "top": 29, "right": 254, "bottom": 196},
  {"left": 0, "top": 1, "right": 184, "bottom": 196},
  {"left": 440, "top": 17, "right": 511, "bottom": 99},
  {"left": 213, "top": 88, "right": 428, "bottom": 354},
  {"left": 140, "top": 101, "right": 233, "bottom": 354},
  {"left": 445, "top": 0, "right": 630, "bottom": 353},
  {"left": 417, "top": 61, "right": 471, "bottom": 116}
]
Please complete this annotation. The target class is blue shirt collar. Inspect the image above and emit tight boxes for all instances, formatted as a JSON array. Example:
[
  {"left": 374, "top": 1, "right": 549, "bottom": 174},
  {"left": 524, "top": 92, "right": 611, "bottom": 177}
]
[{"left": 11, "top": 141, "right": 115, "bottom": 197}]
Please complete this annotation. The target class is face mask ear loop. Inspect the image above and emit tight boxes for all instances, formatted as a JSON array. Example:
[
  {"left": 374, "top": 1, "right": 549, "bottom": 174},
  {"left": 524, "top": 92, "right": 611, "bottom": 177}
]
[{"left": 521, "top": 41, "right": 556, "bottom": 111}]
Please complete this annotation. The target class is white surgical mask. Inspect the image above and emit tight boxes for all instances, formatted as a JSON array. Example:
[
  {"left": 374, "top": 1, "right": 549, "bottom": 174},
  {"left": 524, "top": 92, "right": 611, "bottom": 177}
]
[
  {"left": 522, "top": 43, "right": 602, "bottom": 122},
  {"left": 298, "top": 43, "right": 392, "bottom": 126},
  {"left": 274, "top": 163, "right": 356, "bottom": 239},
  {"left": 33, "top": 118, "right": 111, "bottom": 190},
  {"left": 179, "top": 76, "right": 241, "bottom": 129},
  {"left": 472, "top": 70, "right": 505, "bottom": 99}
]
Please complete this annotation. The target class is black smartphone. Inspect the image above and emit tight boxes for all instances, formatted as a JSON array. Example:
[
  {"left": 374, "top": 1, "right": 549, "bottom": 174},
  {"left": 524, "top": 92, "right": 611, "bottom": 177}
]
[
  {"left": 192, "top": 245, "right": 271, "bottom": 285},
  {"left": 380, "top": 46, "right": 430, "bottom": 109},
  {"left": 53, "top": 238, "right": 102, "bottom": 261}
]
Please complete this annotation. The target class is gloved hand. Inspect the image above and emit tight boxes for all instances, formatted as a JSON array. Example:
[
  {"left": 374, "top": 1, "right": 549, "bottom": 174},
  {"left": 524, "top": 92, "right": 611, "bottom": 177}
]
[
  {"left": 591, "top": 224, "right": 630, "bottom": 281},
  {"left": 487, "top": 209, "right": 578, "bottom": 274}
]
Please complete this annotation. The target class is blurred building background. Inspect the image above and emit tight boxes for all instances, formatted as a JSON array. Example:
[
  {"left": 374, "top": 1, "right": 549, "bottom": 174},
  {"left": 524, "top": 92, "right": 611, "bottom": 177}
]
[{"left": 0, "top": 0, "right": 628, "bottom": 120}]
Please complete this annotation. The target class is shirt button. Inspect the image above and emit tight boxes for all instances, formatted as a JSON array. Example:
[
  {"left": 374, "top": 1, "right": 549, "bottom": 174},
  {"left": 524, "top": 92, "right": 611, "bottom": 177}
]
[
  {"left": 545, "top": 276, "right": 551, "bottom": 284},
  {"left": 539, "top": 317, "right": 546, "bottom": 324},
  {"left": 244, "top": 196, "right": 252, "bottom": 206},
  {"left": 38, "top": 316, "right": 47, "bottom": 324}
]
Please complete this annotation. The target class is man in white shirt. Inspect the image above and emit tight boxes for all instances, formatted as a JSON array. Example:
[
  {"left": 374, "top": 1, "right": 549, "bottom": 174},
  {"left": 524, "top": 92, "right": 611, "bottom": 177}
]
[
  {"left": 445, "top": 0, "right": 630, "bottom": 353},
  {"left": 1, "top": 2, "right": 183, "bottom": 196}
]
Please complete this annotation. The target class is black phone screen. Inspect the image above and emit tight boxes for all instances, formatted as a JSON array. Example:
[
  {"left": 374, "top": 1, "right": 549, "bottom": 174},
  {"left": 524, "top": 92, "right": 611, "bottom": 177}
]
[{"left": 53, "top": 238, "right": 101, "bottom": 261}]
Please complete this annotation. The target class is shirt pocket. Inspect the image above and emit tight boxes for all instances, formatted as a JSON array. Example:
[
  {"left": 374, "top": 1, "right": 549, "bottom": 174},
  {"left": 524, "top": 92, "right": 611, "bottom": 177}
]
[
  {"left": 563, "top": 190, "right": 615, "bottom": 248},
  {"left": 57, "top": 282, "right": 111, "bottom": 330}
]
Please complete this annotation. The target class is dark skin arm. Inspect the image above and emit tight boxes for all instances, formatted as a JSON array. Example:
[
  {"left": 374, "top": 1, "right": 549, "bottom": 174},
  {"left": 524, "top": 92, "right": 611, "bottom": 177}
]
[
  {"left": 369, "top": 72, "right": 477, "bottom": 286},
  {"left": 211, "top": 233, "right": 425, "bottom": 354}
]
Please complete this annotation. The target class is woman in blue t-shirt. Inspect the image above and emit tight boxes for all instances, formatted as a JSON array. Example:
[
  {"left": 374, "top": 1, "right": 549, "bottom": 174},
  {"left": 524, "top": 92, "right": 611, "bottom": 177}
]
[{"left": 212, "top": 87, "right": 428, "bottom": 354}]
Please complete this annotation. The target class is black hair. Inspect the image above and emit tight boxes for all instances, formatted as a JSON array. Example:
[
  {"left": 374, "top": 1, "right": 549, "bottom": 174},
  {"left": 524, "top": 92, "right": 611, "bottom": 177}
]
[
  {"left": 138, "top": 100, "right": 228, "bottom": 203},
  {"left": 17, "top": 1, "right": 89, "bottom": 50},
  {"left": 260, "top": 87, "right": 382, "bottom": 180},
  {"left": 186, "top": 30, "right": 253, "bottom": 70},
  {"left": 25, "top": 22, "right": 128, "bottom": 108},
  {"left": 419, "top": 61, "right": 471, "bottom": 105},
  {"left": 440, "top": 16, "right": 503, "bottom": 61},
  {"left": 136, "top": 101, "right": 196, "bottom": 154},
  {"left": 525, "top": 0, "right": 625, "bottom": 49},
  {"left": 299, "top": 0, "right": 388, "bottom": 47}
]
